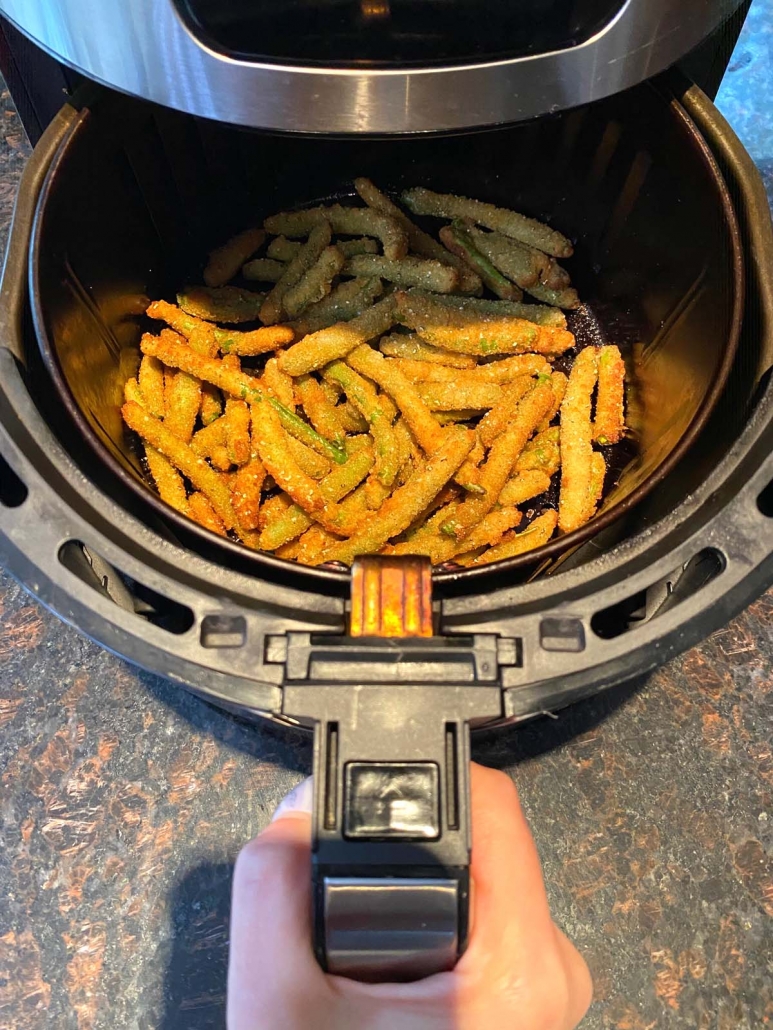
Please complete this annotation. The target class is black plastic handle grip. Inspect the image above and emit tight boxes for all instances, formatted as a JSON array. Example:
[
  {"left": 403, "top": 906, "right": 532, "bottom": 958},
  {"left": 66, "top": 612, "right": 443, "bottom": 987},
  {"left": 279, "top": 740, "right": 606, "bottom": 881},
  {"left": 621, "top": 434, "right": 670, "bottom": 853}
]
[{"left": 283, "top": 678, "right": 501, "bottom": 982}]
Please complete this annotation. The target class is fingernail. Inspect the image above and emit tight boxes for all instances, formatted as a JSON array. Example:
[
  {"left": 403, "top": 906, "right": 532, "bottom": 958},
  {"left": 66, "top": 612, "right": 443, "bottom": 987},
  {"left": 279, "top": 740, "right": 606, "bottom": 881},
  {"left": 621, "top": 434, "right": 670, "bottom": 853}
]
[{"left": 271, "top": 776, "right": 313, "bottom": 821}]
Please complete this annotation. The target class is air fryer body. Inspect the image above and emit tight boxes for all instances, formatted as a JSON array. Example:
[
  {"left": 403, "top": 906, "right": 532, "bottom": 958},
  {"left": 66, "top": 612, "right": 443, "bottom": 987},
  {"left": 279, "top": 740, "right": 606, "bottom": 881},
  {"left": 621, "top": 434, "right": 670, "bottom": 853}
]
[{"left": 1, "top": 0, "right": 772, "bottom": 985}]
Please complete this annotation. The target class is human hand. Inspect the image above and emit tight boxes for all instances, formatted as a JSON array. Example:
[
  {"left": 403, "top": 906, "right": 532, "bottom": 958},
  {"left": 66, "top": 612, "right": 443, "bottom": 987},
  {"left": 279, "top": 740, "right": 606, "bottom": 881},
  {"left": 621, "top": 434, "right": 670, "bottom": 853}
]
[{"left": 228, "top": 762, "right": 592, "bottom": 1030}]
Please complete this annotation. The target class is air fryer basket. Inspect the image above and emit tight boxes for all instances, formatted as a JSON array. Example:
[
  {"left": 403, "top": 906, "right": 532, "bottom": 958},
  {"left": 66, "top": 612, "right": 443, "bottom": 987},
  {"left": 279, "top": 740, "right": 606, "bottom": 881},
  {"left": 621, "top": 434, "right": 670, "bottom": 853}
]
[{"left": 28, "top": 79, "right": 742, "bottom": 588}]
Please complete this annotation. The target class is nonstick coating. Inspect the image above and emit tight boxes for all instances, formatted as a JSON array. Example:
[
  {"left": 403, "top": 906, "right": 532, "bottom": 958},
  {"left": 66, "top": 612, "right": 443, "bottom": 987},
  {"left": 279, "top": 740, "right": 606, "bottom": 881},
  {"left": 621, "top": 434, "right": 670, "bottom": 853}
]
[{"left": 29, "top": 79, "right": 742, "bottom": 593}]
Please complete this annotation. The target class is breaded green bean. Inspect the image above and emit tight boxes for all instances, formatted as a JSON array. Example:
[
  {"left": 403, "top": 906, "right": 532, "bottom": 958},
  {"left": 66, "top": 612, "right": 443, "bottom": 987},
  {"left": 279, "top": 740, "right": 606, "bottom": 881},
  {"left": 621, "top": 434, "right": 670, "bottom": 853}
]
[
  {"left": 459, "top": 509, "right": 558, "bottom": 566},
  {"left": 200, "top": 383, "right": 223, "bottom": 426},
  {"left": 454, "top": 430, "right": 485, "bottom": 495},
  {"left": 338, "top": 237, "right": 380, "bottom": 257},
  {"left": 345, "top": 344, "right": 445, "bottom": 455},
  {"left": 401, "top": 188, "right": 574, "bottom": 258},
  {"left": 283, "top": 246, "right": 345, "bottom": 318},
  {"left": 468, "top": 226, "right": 549, "bottom": 288},
  {"left": 558, "top": 346, "right": 599, "bottom": 533},
  {"left": 390, "top": 504, "right": 522, "bottom": 563},
  {"left": 320, "top": 378, "right": 342, "bottom": 404},
  {"left": 337, "top": 401, "right": 369, "bottom": 434},
  {"left": 274, "top": 538, "right": 303, "bottom": 560},
  {"left": 379, "top": 333, "right": 476, "bottom": 369},
  {"left": 216, "top": 323, "right": 295, "bottom": 357},
  {"left": 395, "top": 290, "right": 574, "bottom": 355},
  {"left": 262, "top": 355, "right": 296, "bottom": 410},
  {"left": 441, "top": 381, "right": 553, "bottom": 542},
  {"left": 191, "top": 415, "right": 227, "bottom": 458},
  {"left": 294, "top": 524, "right": 342, "bottom": 566},
  {"left": 204, "top": 227, "right": 265, "bottom": 287},
  {"left": 498, "top": 470, "right": 552, "bottom": 507},
  {"left": 291, "top": 277, "right": 384, "bottom": 336},
  {"left": 585, "top": 451, "right": 606, "bottom": 523},
  {"left": 296, "top": 375, "right": 346, "bottom": 445},
  {"left": 344, "top": 254, "right": 458, "bottom": 293},
  {"left": 266, "top": 236, "right": 302, "bottom": 261},
  {"left": 377, "top": 391, "right": 399, "bottom": 424},
  {"left": 389, "top": 353, "right": 549, "bottom": 384},
  {"left": 259, "top": 492, "right": 293, "bottom": 533},
  {"left": 252, "top": 402, "right": 325, "bottom": 513},
  {"left": 225, "top": 398, "right": 252, "bottom": 465},
  {"left": 188, "top": 492, "right": 227, "bottom": 536},
  {"left": 593, "top": 345, "right": 626, "bottom": 445},
  {"left": 123, "top": 401, "right": 238, "bottom": 530},
  {"left": 177, "top": 285, "right": 265, "bottom": 324},
  {"left": 138, "top": 354, "right": 165, "bottom": 418},
  {"left": 151, "top": 305, "right": 288, "bottom": 359},
  {"left": 164, "top": 370, "right": 201, "bottom": 443},
  {"left": 241, "top": 258, "right": 287, "bottom": 283},
  {"left": 478, "top": 375, "right": 538, "bottom": 447},
  {"left": 540, "top": 258, "right": 571, "bottom": 290},
  {"left": 278, "top": 295, "right": 396, "bottom": 376},
  {"left": 439, "top": 223, "right": 522, "bottom": 301},
  {"left": 417, "top": 383, "right": 503, "bottom": 411},
  {"left": 124, "top": 377, "right": 144, "bottom": 407},
  {"left": 145, "top": 445, "right": 189, "bottom": 515},
  {"left": 537, "top": 371, "right": 568, "bottom": 432},
  {"left": 286, "top": 435, "right": 332, "bottom": 480},
  {"left": 353, "top": 177, "right": 482, "bottom": 294},
  {"left": 209, "top": 445, "right": 231, "bottom": 472},
  {"left": 525, "top": 281, "right": 581, "bottom": 310},
  {"left": 264, "top": 204, "right": 408, "bottom": 260},
  {"left": 258, "top": 440, "right": 374, "bottom": 551},
  {"left": 345, "top": 344, "right": 484, "bottom": 493},
  {"left": 514, "top": 426, "right": 560, "bottom": 475},
  {"left": 316, "top": 426, "right": 474, "bottom": 564},
  {"left": 231, "top": 458, "right": 266, "bottom": 532},
  {"left": 140, "top": 331, "right": 346, "bottom": 464},
  {"left": 411, "top": 290, "right": 567, "bottom": 328},
  {"left": 416, "top": 317, "right": 572, "bottom": 357},
  {"left": 146, "top": 301, "right": 218, "bottom": 357},
  {"left": 260, "top": 222, "right": 332, "bottom": 325},
  {"left": 322, "top": 361, "right": 400, "bottom": 487}
]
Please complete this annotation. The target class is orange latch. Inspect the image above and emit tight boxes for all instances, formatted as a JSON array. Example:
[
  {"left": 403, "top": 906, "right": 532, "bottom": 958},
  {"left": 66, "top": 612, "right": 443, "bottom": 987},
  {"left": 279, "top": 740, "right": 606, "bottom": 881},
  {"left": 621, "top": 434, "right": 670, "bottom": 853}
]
[{"left": 350, "top": 556, "right": 433, "bottom": 638}]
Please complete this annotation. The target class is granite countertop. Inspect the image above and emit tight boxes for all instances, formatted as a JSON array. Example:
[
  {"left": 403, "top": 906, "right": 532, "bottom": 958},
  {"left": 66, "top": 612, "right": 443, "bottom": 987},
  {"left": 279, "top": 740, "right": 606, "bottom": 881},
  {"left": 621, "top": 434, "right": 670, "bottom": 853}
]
[{"left": 2, "top": 6, "right": 773, "bottom": 1027}]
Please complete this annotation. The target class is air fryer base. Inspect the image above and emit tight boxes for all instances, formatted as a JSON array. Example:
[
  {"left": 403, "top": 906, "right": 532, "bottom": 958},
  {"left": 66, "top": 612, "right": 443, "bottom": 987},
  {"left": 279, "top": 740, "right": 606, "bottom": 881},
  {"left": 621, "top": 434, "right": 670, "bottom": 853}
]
[{"left": 1, "top": 84, "right": 773, "bottom": 729}]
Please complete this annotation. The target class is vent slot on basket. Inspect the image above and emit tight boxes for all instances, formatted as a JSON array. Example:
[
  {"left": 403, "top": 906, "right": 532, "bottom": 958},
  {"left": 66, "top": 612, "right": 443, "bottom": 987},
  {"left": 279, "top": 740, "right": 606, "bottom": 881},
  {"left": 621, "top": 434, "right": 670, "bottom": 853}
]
[
  {"left": 757, "top": 479, "right": 773, "bottom": 517},
  {"left": 0, "top": 453, "right": 28, "bottom": 508},
  {"left": 58, "top": 540, "right": 194, "bottom": 634},
  {"left": 591, "top": 548, "right": 725, "bottom": 640}
]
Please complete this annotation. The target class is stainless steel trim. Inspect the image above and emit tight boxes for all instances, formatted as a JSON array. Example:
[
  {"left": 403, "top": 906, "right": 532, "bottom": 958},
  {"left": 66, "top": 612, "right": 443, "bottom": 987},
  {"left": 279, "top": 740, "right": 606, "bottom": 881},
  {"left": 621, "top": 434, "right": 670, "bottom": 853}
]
[
  {"left": 0, "top": 0, "right": 742, "bottom": 133},
  {"left": 324, "top": 877, "right": 458, "bottom": 980}
]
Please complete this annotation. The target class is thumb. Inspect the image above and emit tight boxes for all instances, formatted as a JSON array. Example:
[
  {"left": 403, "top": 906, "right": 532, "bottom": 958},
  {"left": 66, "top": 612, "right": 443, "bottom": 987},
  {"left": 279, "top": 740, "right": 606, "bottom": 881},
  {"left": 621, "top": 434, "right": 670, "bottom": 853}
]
[{"left": 228, "top": 777, "right": 321, "bottom": 1022}]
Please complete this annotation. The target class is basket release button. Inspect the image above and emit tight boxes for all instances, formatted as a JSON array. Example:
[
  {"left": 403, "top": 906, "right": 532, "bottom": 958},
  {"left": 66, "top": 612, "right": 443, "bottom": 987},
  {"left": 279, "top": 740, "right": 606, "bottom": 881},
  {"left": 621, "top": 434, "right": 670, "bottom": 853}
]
[{"left": 344, "top": 762, "right": 440, "bottom": 840}]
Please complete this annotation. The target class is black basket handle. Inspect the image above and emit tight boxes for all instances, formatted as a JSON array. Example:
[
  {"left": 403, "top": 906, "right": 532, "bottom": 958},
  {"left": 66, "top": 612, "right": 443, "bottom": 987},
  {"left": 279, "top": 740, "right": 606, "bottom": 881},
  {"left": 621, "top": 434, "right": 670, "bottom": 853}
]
[{"left": 282, "top": 556, "right": 502, "bottom": 982}]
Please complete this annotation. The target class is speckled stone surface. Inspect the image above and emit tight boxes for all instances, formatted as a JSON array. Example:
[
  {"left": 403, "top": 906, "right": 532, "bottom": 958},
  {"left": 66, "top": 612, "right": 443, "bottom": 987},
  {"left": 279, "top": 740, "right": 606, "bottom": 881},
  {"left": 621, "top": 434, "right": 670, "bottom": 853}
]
[{"left": 2, "top": 11, "right": 773, "bottom": 1026}]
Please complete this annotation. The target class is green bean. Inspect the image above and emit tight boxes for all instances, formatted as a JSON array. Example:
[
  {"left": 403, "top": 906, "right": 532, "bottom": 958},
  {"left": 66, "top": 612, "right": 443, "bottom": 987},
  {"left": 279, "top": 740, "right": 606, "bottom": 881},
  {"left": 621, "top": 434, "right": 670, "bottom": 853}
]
[
  {"left": 279, "top": 295, "right": 396, "bottom": 376},
  {"left": 177, "top": 285, "right": 266, "bottom": 324},
  {"left": 241, "top": 258, "right": 286, "bottom": 283},
  {"left": 401, "top": 187, "right": 574, "bottom": 258},
  {"left": 291, "top": 278, "right": 384, "bottom": 336},
  {"left": 440, "top": 223, "right": 522, "bottom": 301},
  {"left": 343, "top": 254, "right": 458, "bottom": 293},
  {"left": 353, "top": 177, "right": 482, "bottom": 294},
  {"left": 264, "top": 204, "right": 408, "bottom": 260},
  {"left": 283, "top": 246, "right": 345, "bottom": 318}
]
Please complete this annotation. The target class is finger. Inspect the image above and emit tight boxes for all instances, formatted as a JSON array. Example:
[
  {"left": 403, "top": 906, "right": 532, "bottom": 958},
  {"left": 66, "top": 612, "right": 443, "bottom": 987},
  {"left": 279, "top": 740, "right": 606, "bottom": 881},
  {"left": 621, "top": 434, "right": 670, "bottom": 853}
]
[
  {"left": 463, "top": 762, "right": 556, "bottom": 959},
  {"left": 228, "top": 778, "right": 325, "bottom": 1025},
  {"left": 553, "top": 926, "right": 593, "bottom": 1029}
]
